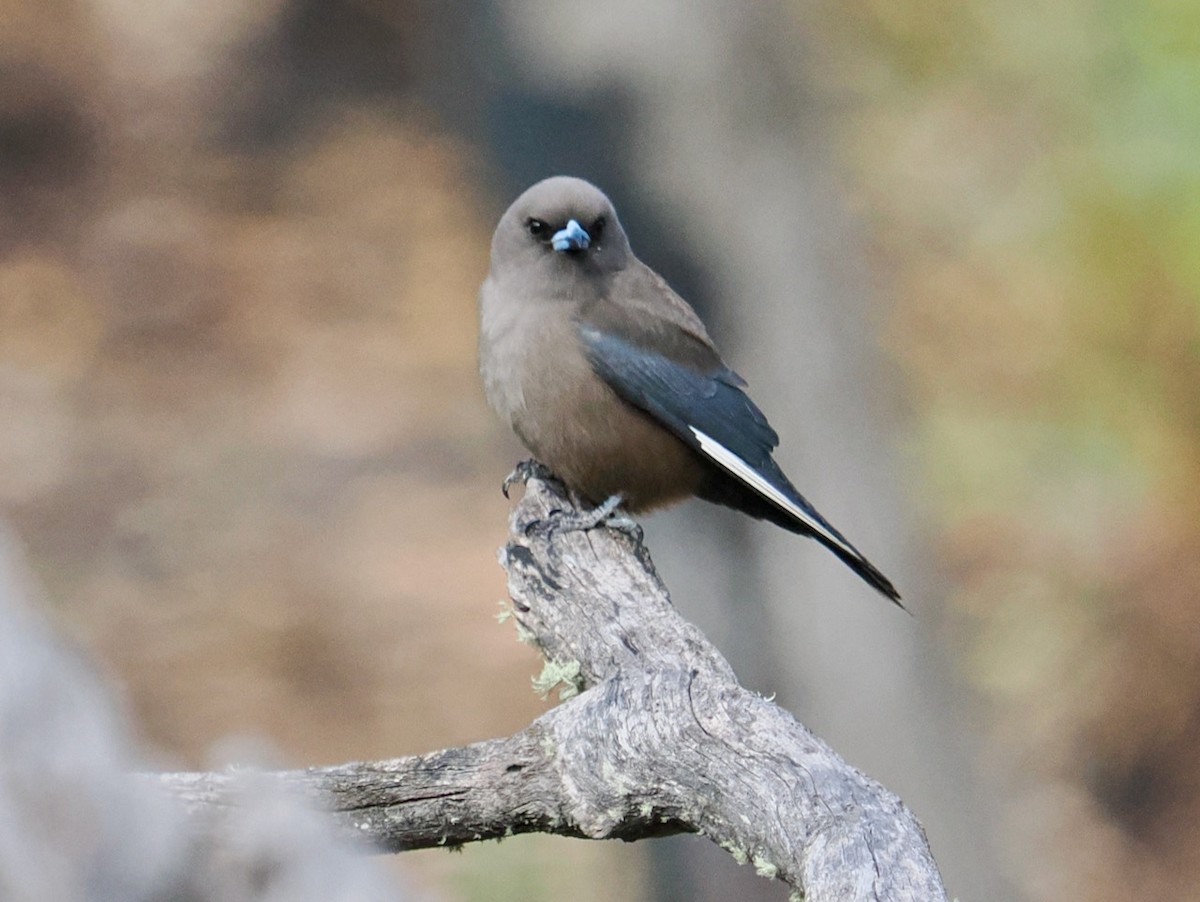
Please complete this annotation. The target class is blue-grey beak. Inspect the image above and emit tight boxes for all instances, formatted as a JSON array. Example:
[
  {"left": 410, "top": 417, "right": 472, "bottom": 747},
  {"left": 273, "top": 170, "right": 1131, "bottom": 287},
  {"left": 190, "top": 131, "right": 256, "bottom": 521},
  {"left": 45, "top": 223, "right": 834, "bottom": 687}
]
[{"left": 551, "top": 219, "right": 590, "bottom": 252}]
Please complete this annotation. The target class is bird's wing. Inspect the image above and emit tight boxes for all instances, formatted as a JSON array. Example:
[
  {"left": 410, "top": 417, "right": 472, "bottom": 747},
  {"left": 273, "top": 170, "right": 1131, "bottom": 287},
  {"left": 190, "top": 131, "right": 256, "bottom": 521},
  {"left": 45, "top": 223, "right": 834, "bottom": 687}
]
[{"left": 577, "top": 323, "right": 856, "bottom": 555}]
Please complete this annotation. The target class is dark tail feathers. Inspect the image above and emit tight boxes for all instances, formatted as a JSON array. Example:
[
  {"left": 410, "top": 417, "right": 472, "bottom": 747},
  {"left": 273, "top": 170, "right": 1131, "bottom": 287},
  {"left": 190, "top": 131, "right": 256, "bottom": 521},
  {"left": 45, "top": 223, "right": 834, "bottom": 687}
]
[{"left": 698, "top": 470, "right": 904, "bottom": 608}]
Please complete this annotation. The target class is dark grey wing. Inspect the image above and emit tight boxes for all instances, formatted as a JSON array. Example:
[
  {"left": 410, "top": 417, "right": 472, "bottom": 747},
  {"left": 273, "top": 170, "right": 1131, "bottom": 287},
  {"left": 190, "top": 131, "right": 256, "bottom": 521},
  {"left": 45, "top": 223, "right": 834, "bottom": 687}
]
[
  {"left": 579, "top": 324, "right": 840, "bottom": 538},
  {"left": 578, "top": 323, "right": 901, "bottom": 603}
]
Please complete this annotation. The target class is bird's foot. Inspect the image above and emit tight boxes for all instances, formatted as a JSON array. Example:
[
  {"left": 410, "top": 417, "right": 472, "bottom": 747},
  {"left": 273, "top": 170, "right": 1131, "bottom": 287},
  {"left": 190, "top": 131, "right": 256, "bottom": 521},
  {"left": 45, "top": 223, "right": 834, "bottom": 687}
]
[
  {"left": 502, "top": 459, "right": 556, "bottom": 498},
  {"left": 553, "top": 493, "right": 641, "bottom": 537}
]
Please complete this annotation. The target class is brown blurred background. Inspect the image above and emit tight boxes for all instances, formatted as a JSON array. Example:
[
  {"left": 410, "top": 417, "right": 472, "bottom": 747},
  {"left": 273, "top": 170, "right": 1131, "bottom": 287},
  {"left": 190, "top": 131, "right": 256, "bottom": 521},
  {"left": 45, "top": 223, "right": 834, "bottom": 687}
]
[{"left": 2, "top": 1, "right": 1197, "bottom": 900}]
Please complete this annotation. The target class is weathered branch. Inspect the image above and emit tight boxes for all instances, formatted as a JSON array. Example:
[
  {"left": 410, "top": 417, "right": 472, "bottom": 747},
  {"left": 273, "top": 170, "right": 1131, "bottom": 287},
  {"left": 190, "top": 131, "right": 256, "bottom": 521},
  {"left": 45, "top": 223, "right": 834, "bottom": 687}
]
[{"left": 158, "top": 470, "right": 946, "bottom": 901}]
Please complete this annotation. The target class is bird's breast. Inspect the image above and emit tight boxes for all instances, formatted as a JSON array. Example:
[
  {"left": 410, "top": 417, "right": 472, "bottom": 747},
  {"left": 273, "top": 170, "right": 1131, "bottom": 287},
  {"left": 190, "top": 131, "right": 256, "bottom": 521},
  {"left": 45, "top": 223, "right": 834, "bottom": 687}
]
[{"left": 484, "top": 312, "right": 701, "bottom": 510}]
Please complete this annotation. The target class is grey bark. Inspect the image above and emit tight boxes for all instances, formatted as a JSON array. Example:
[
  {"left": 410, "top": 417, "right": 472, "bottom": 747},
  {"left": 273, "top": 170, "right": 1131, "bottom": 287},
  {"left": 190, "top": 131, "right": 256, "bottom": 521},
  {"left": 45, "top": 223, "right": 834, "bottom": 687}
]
[{"left": 159, "top": 472, "right": 946, "bottom": 902}]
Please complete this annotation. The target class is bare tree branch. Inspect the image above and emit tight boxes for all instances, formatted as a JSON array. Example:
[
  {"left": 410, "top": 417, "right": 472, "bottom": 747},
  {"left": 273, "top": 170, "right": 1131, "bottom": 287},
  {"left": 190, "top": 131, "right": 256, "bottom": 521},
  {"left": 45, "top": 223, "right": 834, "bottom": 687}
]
[{"left": 158, "top": 470, "right": 947, "bottom": 901}]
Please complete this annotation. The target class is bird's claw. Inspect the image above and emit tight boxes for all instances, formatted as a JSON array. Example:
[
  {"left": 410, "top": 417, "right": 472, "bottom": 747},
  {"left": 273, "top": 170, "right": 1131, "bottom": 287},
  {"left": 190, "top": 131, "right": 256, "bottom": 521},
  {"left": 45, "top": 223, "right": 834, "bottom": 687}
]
[
  {"left": 502, "top": 459, "right": 554, "bottom": 498},
  {"left": 551, "top": 494, "right": 641, "bottom": 539},
  {"left": 501, "top": 466, "right": 641, "bottom": 540},
  {"left": 602, "top": 513, "right": 642, "bottom": 537}
]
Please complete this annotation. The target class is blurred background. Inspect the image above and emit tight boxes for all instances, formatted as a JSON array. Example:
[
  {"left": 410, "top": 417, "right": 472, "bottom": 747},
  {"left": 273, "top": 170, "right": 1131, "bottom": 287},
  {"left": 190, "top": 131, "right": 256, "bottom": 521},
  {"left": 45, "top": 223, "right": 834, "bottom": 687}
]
[{"left": 1, "top": 0, "right": 1197, "bottom": 899}]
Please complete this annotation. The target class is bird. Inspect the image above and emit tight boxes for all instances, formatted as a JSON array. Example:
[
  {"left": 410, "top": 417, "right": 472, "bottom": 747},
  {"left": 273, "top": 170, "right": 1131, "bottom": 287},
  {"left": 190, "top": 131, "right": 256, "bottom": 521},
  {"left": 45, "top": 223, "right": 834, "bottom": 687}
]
[{"left": 478, "top": 176, "right": 901, "bottom": 605}]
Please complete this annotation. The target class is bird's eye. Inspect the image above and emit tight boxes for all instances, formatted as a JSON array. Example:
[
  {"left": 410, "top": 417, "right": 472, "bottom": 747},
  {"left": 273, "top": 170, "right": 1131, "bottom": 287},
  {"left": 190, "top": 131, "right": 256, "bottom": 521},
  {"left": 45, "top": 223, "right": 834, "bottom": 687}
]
[
  {"left": 591, "top": 216, "right": 606, "bottom": 239},
  {"left": 527, "top": 218, "right": 549, "bottom": 240}
]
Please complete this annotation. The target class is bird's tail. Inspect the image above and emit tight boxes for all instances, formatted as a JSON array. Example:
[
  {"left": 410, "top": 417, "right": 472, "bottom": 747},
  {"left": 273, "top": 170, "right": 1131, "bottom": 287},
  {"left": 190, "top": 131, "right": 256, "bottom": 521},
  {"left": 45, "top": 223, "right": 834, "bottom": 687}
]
[
  {"left": 795, "top": 515, "right": 903, "bottom": 607},
  {"left": 699, "top": 468, "right": 903, "bottom": 607}
]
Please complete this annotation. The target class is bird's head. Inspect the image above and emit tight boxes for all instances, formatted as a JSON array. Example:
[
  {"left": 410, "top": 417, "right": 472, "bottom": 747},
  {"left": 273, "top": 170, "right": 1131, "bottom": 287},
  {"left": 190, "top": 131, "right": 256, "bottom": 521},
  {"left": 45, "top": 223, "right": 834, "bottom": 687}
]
[{"left": 490, "top": 176, "right": 630, "bottom": 282}]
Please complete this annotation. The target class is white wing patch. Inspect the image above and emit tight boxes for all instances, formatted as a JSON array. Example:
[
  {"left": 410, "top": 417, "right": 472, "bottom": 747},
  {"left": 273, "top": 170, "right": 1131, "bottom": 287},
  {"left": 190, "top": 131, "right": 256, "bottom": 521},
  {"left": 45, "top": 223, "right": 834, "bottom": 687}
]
[{"left": 689, "top": 426, "right": 857, "bottom": 559}]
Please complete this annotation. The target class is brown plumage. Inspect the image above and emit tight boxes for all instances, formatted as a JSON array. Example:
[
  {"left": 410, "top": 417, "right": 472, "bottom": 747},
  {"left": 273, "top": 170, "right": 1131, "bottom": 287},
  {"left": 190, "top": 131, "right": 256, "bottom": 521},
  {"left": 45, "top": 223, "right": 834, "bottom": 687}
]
[{"left": 478, "top": 176, "right": 901, "bottom": 604}]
